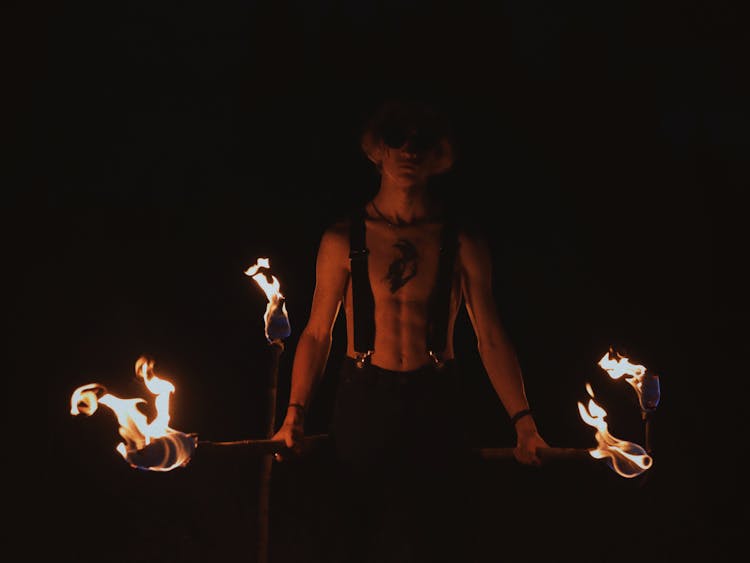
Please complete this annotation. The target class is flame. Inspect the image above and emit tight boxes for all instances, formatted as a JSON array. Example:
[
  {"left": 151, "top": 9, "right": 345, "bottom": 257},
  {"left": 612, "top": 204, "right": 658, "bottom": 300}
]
[
  {"left": 244, "top": 257, "right": 291, "bottom": 342},
  {"left": 577, "top": 383, "right": 653, "bottom": 478},
  {"left": 70, "top": 356, "right": 196, "bottom": 471},
  {"left": 598, "top": 347, "right": 660, "bottom": 411}
]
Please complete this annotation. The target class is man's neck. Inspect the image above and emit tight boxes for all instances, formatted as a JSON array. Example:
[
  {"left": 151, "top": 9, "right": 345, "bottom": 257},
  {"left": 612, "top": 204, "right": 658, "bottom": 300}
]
[{"left": 372, "top": 180, "right": 436, "bottom": 226}]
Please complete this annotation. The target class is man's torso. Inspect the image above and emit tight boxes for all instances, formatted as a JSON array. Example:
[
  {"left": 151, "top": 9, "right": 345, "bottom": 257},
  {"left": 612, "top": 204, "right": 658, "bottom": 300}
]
[{"left": 341, "top": 215, "right": 461, "bottom": 371}]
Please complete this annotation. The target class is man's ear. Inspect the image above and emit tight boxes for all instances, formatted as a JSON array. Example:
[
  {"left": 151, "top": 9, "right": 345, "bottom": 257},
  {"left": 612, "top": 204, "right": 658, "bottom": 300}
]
[
  {"left": 361, "top": 130, "right": 385, "bottom": 167},
  {"left": 430, "top": 137, "right": 455, "bottom": 176}
]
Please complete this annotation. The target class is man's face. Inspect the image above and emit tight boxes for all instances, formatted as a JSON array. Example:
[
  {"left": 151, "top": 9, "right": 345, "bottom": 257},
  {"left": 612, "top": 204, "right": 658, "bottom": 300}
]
[{"left": 379, "top": 123, "right": 444, "bottom": 185}]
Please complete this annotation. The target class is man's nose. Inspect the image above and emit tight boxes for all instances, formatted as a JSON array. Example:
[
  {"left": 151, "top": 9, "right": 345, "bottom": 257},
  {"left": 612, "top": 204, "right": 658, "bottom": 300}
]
[{"left": 401, "top": 136, "right": 421, "bottom": 155}]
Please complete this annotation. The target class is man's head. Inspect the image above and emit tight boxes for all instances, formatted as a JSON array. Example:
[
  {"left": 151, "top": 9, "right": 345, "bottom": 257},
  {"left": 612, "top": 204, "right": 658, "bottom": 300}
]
[{"left": 361, "top": 99, "right": 455, "bottom": 184}]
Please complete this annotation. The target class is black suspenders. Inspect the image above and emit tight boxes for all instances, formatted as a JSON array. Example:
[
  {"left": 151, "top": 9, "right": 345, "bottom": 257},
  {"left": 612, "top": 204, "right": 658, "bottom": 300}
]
[
  {"left": 348, "top": 208, "right": 459, "bottom": 368},
  {"left": 427, "top": 217, "right": 459, "bottom": 367},
  {"left": 349, "top": 207, "right": 375, "bottom": 367}
]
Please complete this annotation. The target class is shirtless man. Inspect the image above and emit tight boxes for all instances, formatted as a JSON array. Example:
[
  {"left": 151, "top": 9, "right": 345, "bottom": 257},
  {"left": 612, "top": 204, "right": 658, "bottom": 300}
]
[{"left": 272, "top": 98, "right": 549, "bottom": 561}]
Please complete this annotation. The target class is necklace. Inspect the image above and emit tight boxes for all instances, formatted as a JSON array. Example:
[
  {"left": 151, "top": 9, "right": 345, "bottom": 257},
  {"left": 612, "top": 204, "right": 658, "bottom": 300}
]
[
  {"left": 369, "top": 200, "right": 432, "bottom": 228},
  {"left": 370, "top": 200, "right": 398, "bottom": 228}
]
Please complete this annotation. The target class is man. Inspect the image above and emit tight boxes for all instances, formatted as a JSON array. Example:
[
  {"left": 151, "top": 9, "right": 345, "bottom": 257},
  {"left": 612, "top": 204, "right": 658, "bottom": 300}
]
[{"left": 272, "top": 98, "right": 549, "bottom": 562}]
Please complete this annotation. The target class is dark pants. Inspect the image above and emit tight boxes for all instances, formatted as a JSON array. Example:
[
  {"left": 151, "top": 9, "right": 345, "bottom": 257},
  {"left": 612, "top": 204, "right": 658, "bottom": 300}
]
[{"left": 325, "top": 357, "right": 476, "bottom": 563}]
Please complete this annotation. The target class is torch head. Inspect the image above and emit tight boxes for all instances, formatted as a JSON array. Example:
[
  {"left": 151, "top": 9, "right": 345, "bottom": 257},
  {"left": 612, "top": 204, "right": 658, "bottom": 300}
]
[
  {"left": 124, "top": 432, "right": 197, "bottom": 471},
  {"left": 266, "top": 297, "right": 291, "bottom": 341},
  {"left": 639, "top": 372, "right": 660, "bottom": 412}
]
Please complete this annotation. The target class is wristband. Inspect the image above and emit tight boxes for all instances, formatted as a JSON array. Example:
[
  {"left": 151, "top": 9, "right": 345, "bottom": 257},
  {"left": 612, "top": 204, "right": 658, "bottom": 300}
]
[
  {"left": 288, "top": 403, "right": 306, "bottom": 416},
  {"left": 510, "top": 408, "right": 532, "bottom": 426}
]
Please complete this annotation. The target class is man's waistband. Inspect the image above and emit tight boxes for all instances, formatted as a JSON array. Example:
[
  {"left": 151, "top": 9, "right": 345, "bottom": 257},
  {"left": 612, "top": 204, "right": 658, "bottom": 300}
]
[{"left": 341, "top": 355, "right": 457, "bottom": 379}]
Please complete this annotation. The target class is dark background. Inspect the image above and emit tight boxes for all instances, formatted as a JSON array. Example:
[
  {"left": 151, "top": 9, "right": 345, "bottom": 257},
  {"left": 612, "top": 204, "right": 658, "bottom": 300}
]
[{"left": 13, "top": 0, "right": 743, "bottom": 561}]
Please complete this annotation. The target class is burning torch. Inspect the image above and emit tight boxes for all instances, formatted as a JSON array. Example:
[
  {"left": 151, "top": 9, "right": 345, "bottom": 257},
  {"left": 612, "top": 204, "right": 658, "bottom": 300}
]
[
  {"left": 244, "top": 257, "right": 291, "bottom": 563},
  {"left": 69, "top": 354, "right": 324, "bottom": 471}
]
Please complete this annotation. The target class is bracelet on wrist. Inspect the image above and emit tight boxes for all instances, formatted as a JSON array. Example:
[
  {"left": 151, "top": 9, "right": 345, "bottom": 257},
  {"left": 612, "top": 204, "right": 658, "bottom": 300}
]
[
  {"left": 510, "top": 408, "right": 532, "bottom": 426},
  {"left": 288, "top": 403, "right": 306, "bottom": 416}
]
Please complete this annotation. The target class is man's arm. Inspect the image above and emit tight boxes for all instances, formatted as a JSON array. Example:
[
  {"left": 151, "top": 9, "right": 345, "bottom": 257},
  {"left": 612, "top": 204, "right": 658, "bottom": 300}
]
[
  {"left": 273, "top": 224, "right": 350, "bottom": 453},
  {"left": 459, "top": 231, "right": 549, "bottom": 465}
]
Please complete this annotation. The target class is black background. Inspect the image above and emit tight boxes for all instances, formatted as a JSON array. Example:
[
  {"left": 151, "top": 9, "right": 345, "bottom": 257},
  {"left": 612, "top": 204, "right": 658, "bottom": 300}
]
[{"left": 13, "top": 0, "right": 743, "bottom": 561}]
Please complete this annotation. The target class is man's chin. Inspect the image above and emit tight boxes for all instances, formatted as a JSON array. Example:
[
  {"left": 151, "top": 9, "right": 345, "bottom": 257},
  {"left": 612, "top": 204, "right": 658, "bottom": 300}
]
[{"left": 397, "top": 168, "right": 426, "bottom": 181}]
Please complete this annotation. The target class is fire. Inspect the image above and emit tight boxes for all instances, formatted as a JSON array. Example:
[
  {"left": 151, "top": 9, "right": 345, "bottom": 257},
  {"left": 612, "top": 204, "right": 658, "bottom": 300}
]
[
  {"left": 577, "top": 383, "right": 653, "bottom": 478},
  {"left": 70, "top": 356, "right": 196, "bottom": 471},
  {"left": 598, "top": 347, "right": 660, "bottom": 412},
  {"left": 244, "top": 257, "right": 291, "bottom": 342}
]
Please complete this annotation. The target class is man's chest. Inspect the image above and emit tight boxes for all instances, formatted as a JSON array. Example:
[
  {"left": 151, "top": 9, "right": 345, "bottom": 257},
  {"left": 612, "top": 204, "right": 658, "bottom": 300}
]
[{"left": 365, "top": 230, "right": 442, "bottom": 300}]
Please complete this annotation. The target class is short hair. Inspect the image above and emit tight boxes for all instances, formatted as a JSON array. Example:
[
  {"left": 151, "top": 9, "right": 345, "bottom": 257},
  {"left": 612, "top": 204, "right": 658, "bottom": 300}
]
[{"left": 360, "top": 98, "right": 455, "bottom": 176}]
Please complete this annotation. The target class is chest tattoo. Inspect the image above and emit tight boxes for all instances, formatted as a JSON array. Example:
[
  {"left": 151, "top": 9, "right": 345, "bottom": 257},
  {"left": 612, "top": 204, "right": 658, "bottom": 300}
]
[{"left": 385, "top": 238, "right": 418, "bottom": 293}]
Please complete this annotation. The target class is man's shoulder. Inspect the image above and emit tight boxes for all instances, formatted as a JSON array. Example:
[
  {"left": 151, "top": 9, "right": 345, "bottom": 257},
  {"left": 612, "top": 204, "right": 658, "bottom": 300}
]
[
  {"left": 445, "top": 210, "right": 484, "bottom": 240},
  {"left": 448, "top": 211, "right": 492, "bottom": 260},
  {"left": 323, "top": 217, "right": 351, "bottom": 238},
  {"left": 319, "top": 218, "right": 351, "bottom": 257},
  {"left": 321, "top": 203, "right": 369, "bottom": 241}
]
